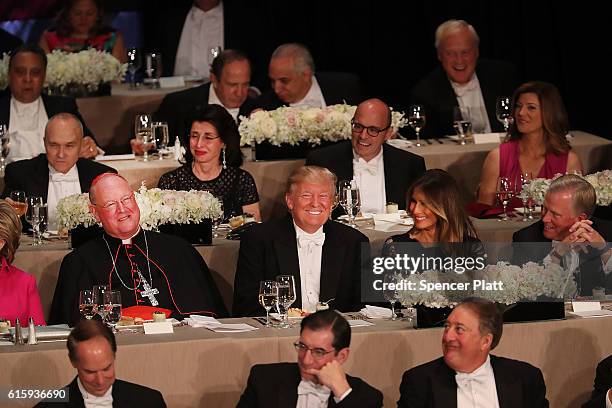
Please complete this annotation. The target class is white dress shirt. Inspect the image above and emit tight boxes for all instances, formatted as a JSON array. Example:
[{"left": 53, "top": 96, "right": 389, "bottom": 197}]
[
  {"left": 290, "top": 76, "right": 326, "bottom": 109},
  {"left": 77, "top": 377, "right": 113, "bottom": 408},
  {"left": 208, "top": 84, "right": 239, "bottom": 122},
  {"left": 47, "top": 164, "right": 81, "bottom": 231},
  {"left": 7, "top": 96, "right": 48, "bottom": 161},
  {"left": 451, "top": 74, "right": 492, "bottom": 134},
  {"left": 607, "top": 389, "right": 612, "bottom": 408},
  {"left": 455, "top": 355, "right": 500, "bottom": 408},
  {"left": 352, "top": 148, "right": 386, "bottom": 214},
  {"left": 296, "top": 379, "right": 352, "bottom": 407},
  {"left": 174, "top": 2, "right": 224, "bottom": 77},
  {"left": 294, "top": 223, "right": 325, "bottom": 312}
]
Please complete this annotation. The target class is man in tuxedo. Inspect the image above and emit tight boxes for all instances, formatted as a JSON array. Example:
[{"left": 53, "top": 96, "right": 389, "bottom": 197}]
[
  {"left": 35, "top": 319, "right": 166, "bottom": 407},
  {"left": 255, "top": 43, "right": 363, "bottom": 111},
  {"left": 398, "top": 297, "right": 549, "bottom": 407},
  {"left": 513, "top": 174, "right": 612, "bottom": 296},
  {"left": 0, "top": 44, "right": 98, "bottom": 160},
  {"left": 151, "top": 49, "right": 256, "bottom": 144},
  {"left": 1, "top": 113, "right": 116, "bottom": 231},
  {"left": 410, "top": 19, "right": 518, "bottom": 138},
  {"left": 233, "top": 166, "right": 369, "bottom": 316},
  {"left": 237, "top": 309, "right": 382, "bottom": 407},
  {"left": 306, "top": 98, "right": 426, "bottom": 214},
  {"left": 583, "top": 355, "right": 612, "bottom": 408}
]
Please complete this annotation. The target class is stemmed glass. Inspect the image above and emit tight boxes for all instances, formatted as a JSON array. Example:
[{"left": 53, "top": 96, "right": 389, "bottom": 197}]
[
  {"left": 212, "top": 199, "right": 224, "bottom": 238},
  {"left": 496, "top": 177, "right": 513, "bottom": 221},
  {"left": 408, "top": 105, "right": 426, "bottom": 147},
  {"left": 103, "top": 290, "right": 122, "bottom": 332},
  {"left": 152, "top": 121, "right": 169, "bottom": 159},
  {"left": 258, "top": 280, "right": 278, "bottom": 327},
  {"left": 93, "top": 285, "right": 109, "bottom": 321},
  {"left": 383, "top": 273, "right": 398, "bottom": 320},
  {"left": 135, "top": 114, "right": 154, "bottom": 161},
  {"left": 275, "top": 275, "right": 296, "bottom": 329},
  {"left": 8, "top": 191, "right": 27, "bottom": 217},
  {"left": 339, "top": 180, "right": 361, "bottom": 228},
  {"left": 144, "top": 53, "right": 162, "bottom": 88},
  {"left": 496, "top": 96, "right": 513, "bottom": 135},
  {"left": 127, "top": 48, "right": 142, "bottom": 90},
  {"left": 518, "top": 172, "right": 534, "bottom": 221},
  {"left": 0, "top": 124, "right": 9, "bottom": 176},
  {"left": 209, "top": 46, "right": 222, "bottom": 68},
  {"left": 79, "top": 290, "right": 96, "bottom": 320},
  {"left": 25, "top": 196, "right": 44, "bottom": 245},
  {"left": 452, "top": 106, "right": 472, "bottom": 145}
]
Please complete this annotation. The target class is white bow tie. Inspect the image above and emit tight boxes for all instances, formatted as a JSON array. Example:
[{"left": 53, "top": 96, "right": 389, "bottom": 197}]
[
  {"left": 455, "top": 370, "right": 490, "bottom": 388},
  {"left": 354, "top": 160, "right": 378, "bottom": 175},
  {"left": 297, "top": 233, "right": 325, "bottom": 249},
  {"left": 297, "top": 379, "right": 331, "bottom": 404},
  {"left": 50, "top": 172, "right": 79, "bottom": 182}
]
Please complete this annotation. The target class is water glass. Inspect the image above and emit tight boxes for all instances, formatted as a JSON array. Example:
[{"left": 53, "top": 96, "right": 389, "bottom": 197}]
[
  {"left": 135, "top": 114, "right": 154, "bottom": 161},
  {"left": 496, "top": 96, "right": 513, "bottom": 134},
  {"left": 212, "top": 199, "right": 224, "bottom": 238},
  {"left": 383, "top": 273, "right": 398, "bottom": 320},
  {"left": 0, "top": 124, "right": 9, "bottom": 176},
  {"left": 152, "top": 121, "right": 169, "bottom": 159},
  {"left": 93, "top": 285, "right": 110, "bottom": 320},
  {"left": 127, "top": 48, "right": 142, "bottom": 89},
  {"left": 103, "top": 290, "right": 122, "bottom": 332},
  {"left": 79, "top": 290, "right": 96, "bottom": 320},
  {"left": 275, "top": 275, "right": 296, "bottom": 329},
  {"left": 339, "top": 180, "right": 360, "bottom": 227},
  {"left": 496, "top": 177, "right": 513, "bottom": 221},
  {"left": 408, "top": 105, "right": 426, "bottom": 147},
  {"left": 259, "top": 280, "right": 278, "bottom": 327},
  {"left": 452, "top": 106, "right": 472, "bottom": 145},
  {"left": 25, "top": 196, "right": 44, "bottom": 245},
  {"left": 145, "top": 53, "right": 162, "bottom": 88}
]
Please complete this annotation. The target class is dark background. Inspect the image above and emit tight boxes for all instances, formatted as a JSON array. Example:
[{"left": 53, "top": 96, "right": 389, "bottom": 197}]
[{"left": 2, "top": 0, "right": 609, "bottom": 140}]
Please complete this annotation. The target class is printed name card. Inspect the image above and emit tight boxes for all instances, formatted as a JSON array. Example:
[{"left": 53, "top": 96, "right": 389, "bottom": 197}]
[
  {"left": 159, "top": 76, "right": 185, "bottom": 88},
  {"left": 143, "top": 321, "right": 174, "bottom": 334},
  {"left": 473, "top": 133, "right": 503, "bottom": 144}
]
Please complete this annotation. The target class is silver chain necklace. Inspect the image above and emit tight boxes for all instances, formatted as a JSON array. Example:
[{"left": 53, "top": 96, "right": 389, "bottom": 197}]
[{"left": 102, "top": 230, "right": 153, "bottom": 292}]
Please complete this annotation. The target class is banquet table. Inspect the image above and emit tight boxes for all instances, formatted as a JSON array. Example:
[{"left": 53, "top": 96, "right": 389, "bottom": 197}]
[{"left": 1, "top": 314, "right": 610, "bottom": 408}]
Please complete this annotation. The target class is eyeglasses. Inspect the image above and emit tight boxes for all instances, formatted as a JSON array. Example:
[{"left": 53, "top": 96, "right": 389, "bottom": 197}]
[
  {"left": 99, "top": 194, "right": 134, "bottom": 212},
  {"left": 190, "top": 133, "right": 220, "bottom": 143},
  {"left": 351, "top": 119, "right": 390, "bottom": 137},
  {"left": 293, "top": 341, "right": 336, "bottom": 359}
]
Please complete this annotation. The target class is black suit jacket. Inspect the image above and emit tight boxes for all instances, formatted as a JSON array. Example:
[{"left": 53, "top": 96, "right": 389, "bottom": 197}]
[
  {"left": 255, "top": 71, "right": 364, "bottom": 111},
  {"left": 583, "top": 355, "right": 612, "bottom": 408},
  {"left": 0, "top": 93, "right": 96, "bottom": 141},
  {"left": 398, "top": 356, "right": 548, "bottom": 408},
  {"left": 512, "top": 218, "right": 612, "bottom": 296},
  {"left": 237, "top": 362, "right": 383, "bottom": 408},
  {"left": 1, "top": 154, "right": 117, "bottom": 200},
  {"left": 34, "top": 377, "right": 166, "bottom": 407},
  {"left": 233, "top": 215, "right": 370, "bottom": 316},
  {"left": 153, "top": 82, "right": 257, "bottom": 143},
  {"left": 410, "top": 59, "right": 519, "bottom": 139},
  {"left": 306, "top": 141, "right": 426, "bottom": 214}
]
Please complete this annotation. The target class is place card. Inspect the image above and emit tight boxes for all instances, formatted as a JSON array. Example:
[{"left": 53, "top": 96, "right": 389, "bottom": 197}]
[
  {"left": 572, "top": 301, "right": 601, "bottom": 313},
  {"left": 143, "top": 321, "right": 174, "bottom": 334},
  {"left": 473, "top": 133, "right": 503, "bottom": 144},
  {"left": 159, "top": 76, "right": 185, "bottom": 88}
]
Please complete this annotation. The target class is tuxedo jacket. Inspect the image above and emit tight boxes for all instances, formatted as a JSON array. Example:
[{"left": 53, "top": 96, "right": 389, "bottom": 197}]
[
  {"left": 306, "top": 141, "right": 426, "bottom": 213},
  {"left": 583, "top": 355, "right": 612, "bottom": 408},
  {"left": 237, "top": 363, "right": 383, "bottom": 408},
  {"left": 0, "top": 93, "right": 95, "bottom": 141},
  {"left": 153, "top": 82, "right": 257, "bottom": 143},
  {"left": 1, "top": 154, "right": 117, "bottom": 201},
  {"left": 398, "top": 356, "right": 549, "bottom": 408},
  {"left": 34, "top": 377, "right": 166, "bottom": 407},
  {"left": 409, "top": 59, "right": 519, "bottom": 139},
  {"left": 512, "top": 218, "right": 612, "bottom": 296},
  {"left": 233, "top": 215, "right": 370, "bottom": 316},
  {"left": 255, "top": 71, "right": 364, "bottom": 111}
]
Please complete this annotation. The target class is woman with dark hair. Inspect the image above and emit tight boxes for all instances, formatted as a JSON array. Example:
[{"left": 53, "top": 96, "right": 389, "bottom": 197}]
[
  {"left": 0, "top": 200, "right": 45, "bottom": 326},
  {"left": 38, "top": 0, "right": 126, "bottom": 63},
  {"left": 477, "top": 81, "right": 582, "bottom": 205},
  {"left": 158, "top": 104, "right": 261, "bottom": 221}
]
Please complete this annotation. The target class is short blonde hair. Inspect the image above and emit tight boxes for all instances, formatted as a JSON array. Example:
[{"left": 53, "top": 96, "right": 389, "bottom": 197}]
[
  {"left": 286, "top": 166, "right": 337, "bottom": 196},
  {"left": 547, "top": 174, "right": 596, "bottom": 217},
  {"left": 0, "top": 200, "right": 22, "bottom": 263},
  {"left": 435, "top": 19, "right": 480, "bottom": 49}
]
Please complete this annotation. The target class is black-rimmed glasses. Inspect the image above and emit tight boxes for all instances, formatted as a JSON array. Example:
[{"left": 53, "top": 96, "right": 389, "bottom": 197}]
[{"left": 351, "top": 119, "right": 390, "bottom": 137}]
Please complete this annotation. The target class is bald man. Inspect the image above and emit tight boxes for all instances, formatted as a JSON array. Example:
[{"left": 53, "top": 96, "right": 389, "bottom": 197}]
[
  {"left": 1, "top": 113, "right": 116, "bottom": 231},
  {"left": 306, "top": 98, "right": 425, "bottom": 215}
]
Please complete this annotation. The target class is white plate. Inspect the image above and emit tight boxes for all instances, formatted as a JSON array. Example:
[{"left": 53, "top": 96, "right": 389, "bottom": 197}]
[{"left": 116, "top": 318, "right": 180, "bottom": 330}]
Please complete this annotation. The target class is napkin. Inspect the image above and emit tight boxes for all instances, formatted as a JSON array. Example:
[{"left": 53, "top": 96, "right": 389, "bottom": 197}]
[
  {"left": 185, "top": 315, "right": 258, "bottom": 332},
  {"left": 360, "top": 305, "right": 393, "bottom": 319},
  {"left": 347, "top": 319, "right": 374, "bottom": 327},
  {"left": 10, "top": 324, "right": 71, "bottom": 339}
]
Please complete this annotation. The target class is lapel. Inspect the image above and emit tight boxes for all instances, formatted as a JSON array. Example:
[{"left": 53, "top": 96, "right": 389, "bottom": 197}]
[
  {"left": 382, "top": 144, "right": 397, "bottom": 204},
  {"left": 491, "top": 356, "right": 521, "bottom": 408},
  {"left": 111, "top": 380, "right": 131, "bottom": 406},
  {"left": 32, "top": 154, "right": 51, "bottom": 202},
  {"left": 68, "top": 377, "right": 86, "bottom": 408},
  {"left": 273, "top": 216, "right": 303, "bottom": 307},
  {"left": 320, "top": 221, "right": 346, "bottom": 303},
  {"left": 77, "top": 160, "right": 88, "bottom": 193},
  {"left": 277, "top": 364, "right": 301, "bottom": 407},
  {"left": 432, "top": 359, "right": 458, "bottom": 408},
  {"left": 338, "top": 142, "right": 354, "bottom": 182}
]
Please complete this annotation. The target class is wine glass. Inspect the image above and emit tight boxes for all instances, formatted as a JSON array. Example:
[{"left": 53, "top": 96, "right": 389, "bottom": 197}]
[
  {"left": 258, "top": 280, "right": 278, "bottom": 327},
  {"left": 209, "top": 45, "right": 222, "bottom": 68},
  {"left": 144, "top": 52, "right": 162, "bottom": 88},
  {"left": 135, "top": 114, "right": 154, "bottom": 161},
  {"left": 408, "top": 105, "right": 426, "bottom": 147},
  {"left": 33, "top": 203, "right": 47, "bottom": 245},
  {"left": 452, "top": 106, "right": 472, "bottom": 145},
  {"left": 25, "top": 196, "right": 44, "bottom": 245},
  {"left": 93, "top": 285, "right": 109, "bottom": 320},
  {"left": 496, "top": 96, "right": 513, "bottom": 134},
  {"left": 127, "top": 47, "right": 142, "bottom": 90},
  {"left": 518, "top": 172, "right": 534, "bottom": 221},
  {"left": 212, "top": 199, "right": 224, "bottom": 238},
  {"left": 79, "top": 290, "right": 96, "bottom": 320},
  {"left": 0, "top": 124, "right": 9, "bottom": 176},
  {"left": 383, "top": 273, "right": 398, "bottom": 320},
  {"left": 9, "top": 191, "right": 27, "bottom": 217},
  {"left": 339, "top": 180, "right": 361, "bottom": 228},
  {"left": 152, "top": 121, "right": 169, "bottom": 159},
  {"left": 275, "top": 275, "right": 296, "bottom": 329},
  {"left": 496, "top": 177, "right": 513, "bottom": 222},
  {"left": 103, "top": 290, "right": 122, "bottom": 332}
]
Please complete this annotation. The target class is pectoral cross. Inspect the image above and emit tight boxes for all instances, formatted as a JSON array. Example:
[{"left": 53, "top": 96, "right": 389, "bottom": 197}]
[{"left": 137, "top": 270, "right": 159, "bottom": 306}]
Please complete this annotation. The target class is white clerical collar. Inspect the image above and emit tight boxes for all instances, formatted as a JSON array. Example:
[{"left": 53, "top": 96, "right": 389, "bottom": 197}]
[
  {"left": 11, "top": 96, "right": 42, "bottom": 117},
  {"left": 450, "top": 73, "right": 479, "bottom": 97},
  {"left": 120, "top": 227, "right": 141, "bottom": 245},
  {"left": 190, "top": 1, "right": 223, "bottom": 19},
  {"left": 353, "top": 145, "right": 383, "bottom": 165},
  {"left": 293, "top": 222, "right": 324, "bottom": 238},
  {"left": 290, "top": 76, "right": 326, "bottom": 108},
  {"left": 48, "top": 162, "right": 78, "bottom": 177},
  {"left": 77, "top": 377, "right": 113, "bottom": 407},
  {"left": 208, "top": 85, "right": 239, "bottom": 122}
]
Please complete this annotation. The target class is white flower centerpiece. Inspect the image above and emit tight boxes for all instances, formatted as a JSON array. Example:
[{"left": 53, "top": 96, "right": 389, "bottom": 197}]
[
  {"left": 0, "top": 49, "right": 126, "bottom": 97},
  {"left": 520, "top": 170, "right": 612, "bottom": 206},
  {"left": 57, "top": 185, "right": 223, "bottom": 236}
]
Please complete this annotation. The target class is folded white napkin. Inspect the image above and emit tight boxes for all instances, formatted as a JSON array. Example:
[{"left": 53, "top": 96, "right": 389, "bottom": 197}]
[
  {"left": 185, "top": 315, "right": 258, "bottom": 332},
  {"left": 360, "top": 305, "right": 392, "bottom": 319}
]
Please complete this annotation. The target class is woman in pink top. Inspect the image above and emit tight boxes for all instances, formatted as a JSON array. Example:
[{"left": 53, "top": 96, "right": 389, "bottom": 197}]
[
  {"left": 0, "top": 200, "right": 46, "bottom": 326},
  {"left": 478, "top": 81, "right": 583, "bottom": 205}
]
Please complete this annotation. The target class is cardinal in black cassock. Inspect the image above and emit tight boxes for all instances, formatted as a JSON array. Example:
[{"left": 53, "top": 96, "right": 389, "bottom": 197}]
[{"left": 48, "top": 173, "right": 227, "bottom": 326}]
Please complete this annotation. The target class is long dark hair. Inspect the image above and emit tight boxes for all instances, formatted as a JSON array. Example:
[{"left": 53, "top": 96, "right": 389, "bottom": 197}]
[
  {"left": 182, "top": 104, "right": 244, "bottom": 167},
  {"left": 55, "top": 0, "right": 109, "bottom": 38}
]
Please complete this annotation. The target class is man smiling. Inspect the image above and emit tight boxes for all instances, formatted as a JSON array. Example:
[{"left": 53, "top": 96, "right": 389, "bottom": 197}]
[{"left": 233, "top": 166, "right": 369, "bottom": 316}]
